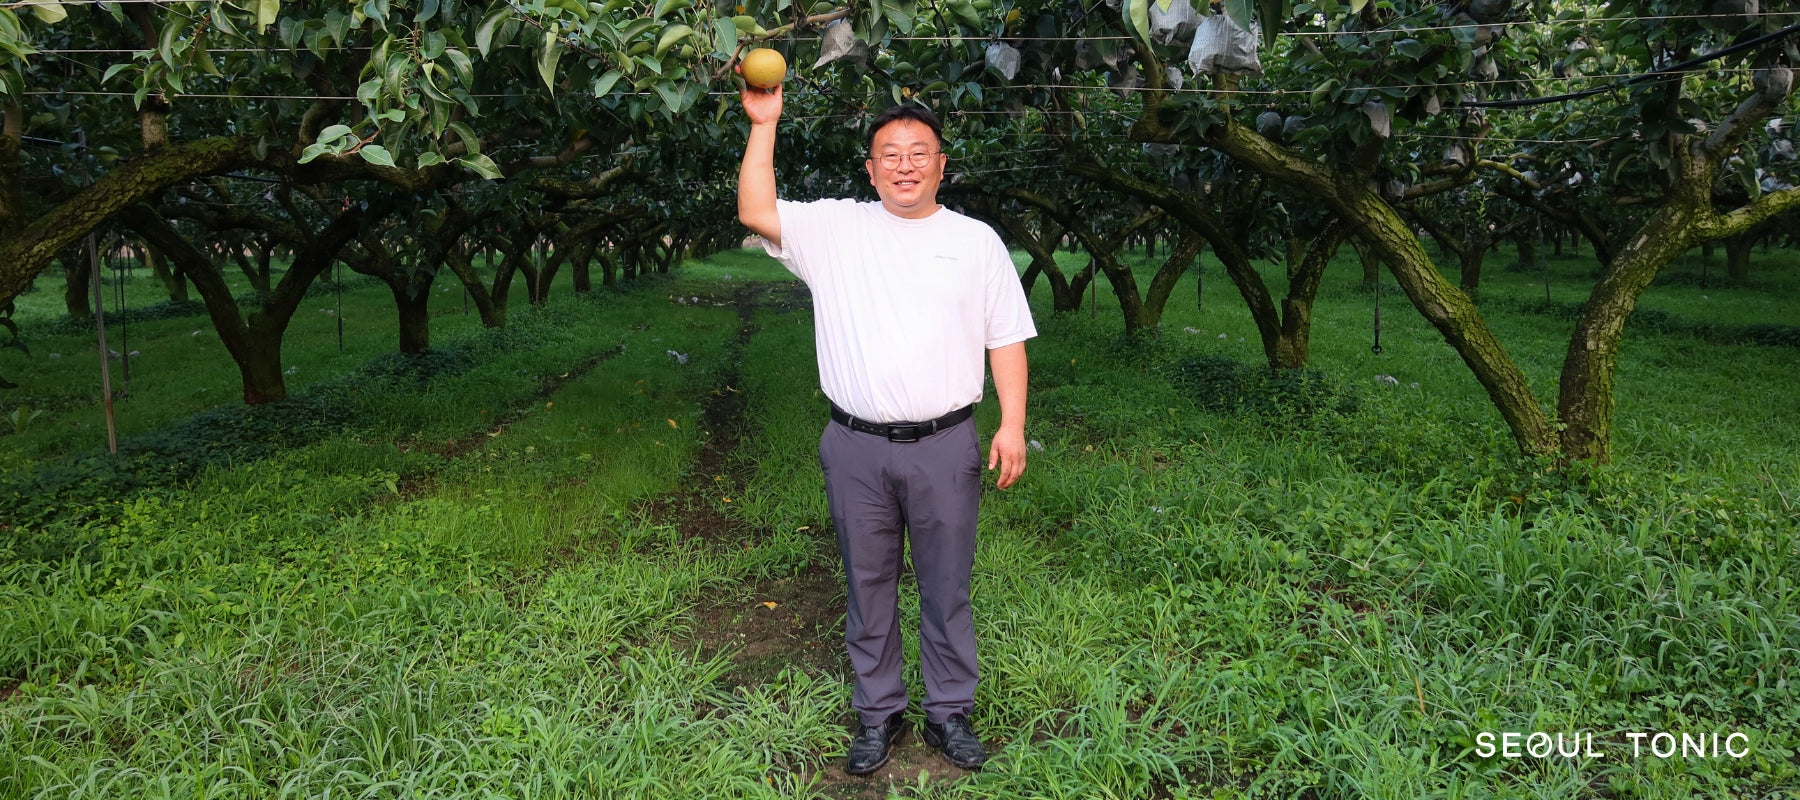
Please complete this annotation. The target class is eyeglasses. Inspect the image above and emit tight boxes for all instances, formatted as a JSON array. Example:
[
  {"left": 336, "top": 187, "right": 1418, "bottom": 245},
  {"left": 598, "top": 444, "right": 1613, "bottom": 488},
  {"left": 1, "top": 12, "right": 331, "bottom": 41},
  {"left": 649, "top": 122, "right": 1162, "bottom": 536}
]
[{"left": 871, "top": 150, "right": 942, "bottom": 169}]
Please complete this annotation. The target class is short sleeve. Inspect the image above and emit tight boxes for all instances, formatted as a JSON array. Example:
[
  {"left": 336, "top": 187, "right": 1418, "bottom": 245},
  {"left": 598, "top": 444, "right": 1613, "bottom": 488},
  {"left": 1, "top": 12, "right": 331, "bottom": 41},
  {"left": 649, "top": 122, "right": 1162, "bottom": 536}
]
[
  {"left": 762, "top": 199, "right": 848, "bottom": 283},
  {"left": 981, "top": 228, "right": 1037, "bottom": 349}
]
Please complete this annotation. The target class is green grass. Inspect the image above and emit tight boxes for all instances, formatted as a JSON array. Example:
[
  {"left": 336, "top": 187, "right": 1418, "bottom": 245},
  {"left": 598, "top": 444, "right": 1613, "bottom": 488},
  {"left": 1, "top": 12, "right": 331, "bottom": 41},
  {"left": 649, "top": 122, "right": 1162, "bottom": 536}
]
[{"left": 3, "top": 243, "right": 1798, "bottom": 798}]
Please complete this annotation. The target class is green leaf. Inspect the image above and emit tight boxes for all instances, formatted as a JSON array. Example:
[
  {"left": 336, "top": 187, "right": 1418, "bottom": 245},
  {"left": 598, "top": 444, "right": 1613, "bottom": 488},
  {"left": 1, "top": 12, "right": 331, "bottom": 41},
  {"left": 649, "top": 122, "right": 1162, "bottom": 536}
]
[
  {"left": 0, "top": 39, "right": 36, "bottom": 64},
  {"left": 1120, "top": 0, "right": 1151, "bottom": 49},
  {"left": 555, "top": 0, "right": 592, "bottom": 18},
  {"left": 1736, "top": 157, "right": 1759, "bottom": 197},
  {"left": 537, "top": 29, "right": 562, "bottom": 92},
  {"left": 712, "top": 18, "right": 736, "bottom": 56},
  {"left": 653, "top": 80, "right": 684, "bottom": 113},
  {"left": 417, "top": 151, "right": 445, "bottom": 167},
  {"left": 447, "top": 120, "right": 481, "bottom": 154},
  {"left": 414, "top": 0, "right": 440, "bottom": 22},
  {"left": 255, "top": 0, "right": 279, "bottom": 33},
  {"left": 458, "top": 153, "right": 503, "bottom": 179},
  {"left": 27, "top": 1, "right": 66, "bottom": 24},
  {"left": 1257, "top": 0, "right": 1282, "bottom": 50},
  {"left": 298, "top": 140, "right": 335, "bottom": 163},
  {"left": 102, "top": 63, "right": 134, "bottom": 84},
  {"left": 950, "top": 0, "right": 982, "bottom": 29},
  {"left": 1223, "top": 0, "right": 1253, "bottom": 30},
  {"left": 318, "top": 124, "right": 353, "bottom": 144},
  {"left": 419, "top": 62, "right": 454, "bottom": 103},
  {"left": 886, "top": 5, "right": 914, "bottom": 34},
  {"left": 325, "top": 10, "right": 353, "bottom": 46},
  {"left": 475, "top": 5, "right": 510, "bottom": 57},
  {"left": 444, "top": 46, "right": 474, "bottom": 85},
  {"left": 421, "top": 30, "right": 447, "bottom": 60},
  {"left": 158, "top": 18, "right": 181, "bottom": 67},
  {"left": 592, "top": 68, "right": 623, "bottom": 97},
  {"left": 656, "top": 23, "right": 694, "bottom": 57},
  {"left": 1349, "top": 0, "right": 1367, "bottom": 13},
  {"left": 359, "top": 144, "right": 396, "bottom": 167},
  {"left": 363, "top": 0, "right": 390, "bottom": 26}
]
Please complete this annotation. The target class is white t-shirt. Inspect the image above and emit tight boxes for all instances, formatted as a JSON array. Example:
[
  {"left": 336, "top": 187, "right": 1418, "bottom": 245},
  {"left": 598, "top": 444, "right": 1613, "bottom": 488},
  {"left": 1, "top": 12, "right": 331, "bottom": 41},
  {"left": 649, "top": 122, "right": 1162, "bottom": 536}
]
[{"left": 762, "top": 198, "right": 1037, "bottom": 424}]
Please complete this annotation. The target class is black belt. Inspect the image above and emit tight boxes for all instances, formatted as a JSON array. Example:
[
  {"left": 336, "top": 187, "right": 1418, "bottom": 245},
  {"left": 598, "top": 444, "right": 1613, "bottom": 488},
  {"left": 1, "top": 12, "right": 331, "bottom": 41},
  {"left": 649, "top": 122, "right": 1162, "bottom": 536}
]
[{"left": 830, "top": 403, "right": 974, "bottom": 443}]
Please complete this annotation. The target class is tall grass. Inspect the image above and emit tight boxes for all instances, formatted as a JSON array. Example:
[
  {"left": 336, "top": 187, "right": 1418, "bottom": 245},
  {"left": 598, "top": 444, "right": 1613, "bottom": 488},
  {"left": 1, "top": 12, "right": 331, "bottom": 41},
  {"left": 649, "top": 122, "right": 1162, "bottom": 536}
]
[{"left": 3, "top": 244, "right": 1796, "bottom": 798}]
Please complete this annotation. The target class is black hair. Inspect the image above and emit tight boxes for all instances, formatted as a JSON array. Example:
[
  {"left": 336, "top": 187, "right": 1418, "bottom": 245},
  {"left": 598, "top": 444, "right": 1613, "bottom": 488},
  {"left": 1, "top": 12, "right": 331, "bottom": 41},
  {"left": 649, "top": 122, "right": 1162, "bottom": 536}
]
[{"left": 866, "top": 104, "right": 944, "bottom": 154}]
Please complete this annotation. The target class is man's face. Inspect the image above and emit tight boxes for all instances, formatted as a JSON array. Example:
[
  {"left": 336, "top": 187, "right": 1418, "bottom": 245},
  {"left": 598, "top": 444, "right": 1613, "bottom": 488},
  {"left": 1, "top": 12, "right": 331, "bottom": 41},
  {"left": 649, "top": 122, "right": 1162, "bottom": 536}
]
[{"left": 865, "top": 119, "right": 946, "bottom": 219}]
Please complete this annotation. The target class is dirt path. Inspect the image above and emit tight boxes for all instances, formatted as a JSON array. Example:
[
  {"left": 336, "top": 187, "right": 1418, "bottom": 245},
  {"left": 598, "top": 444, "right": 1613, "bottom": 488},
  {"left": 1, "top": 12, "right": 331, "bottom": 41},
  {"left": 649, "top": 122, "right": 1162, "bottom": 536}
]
[
  {"left": 651, "top": 283, "right": 847, "bottom": 682},
  {"left": 655, "top": 283, "right": 986, "bottom": 797}
]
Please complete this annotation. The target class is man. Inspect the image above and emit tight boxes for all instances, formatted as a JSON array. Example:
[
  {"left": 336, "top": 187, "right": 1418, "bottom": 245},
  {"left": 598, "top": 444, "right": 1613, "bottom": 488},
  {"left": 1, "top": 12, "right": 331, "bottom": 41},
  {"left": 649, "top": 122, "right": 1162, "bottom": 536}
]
[{"left": 736, "top": 79, "right": 1035, "bottom": 776}]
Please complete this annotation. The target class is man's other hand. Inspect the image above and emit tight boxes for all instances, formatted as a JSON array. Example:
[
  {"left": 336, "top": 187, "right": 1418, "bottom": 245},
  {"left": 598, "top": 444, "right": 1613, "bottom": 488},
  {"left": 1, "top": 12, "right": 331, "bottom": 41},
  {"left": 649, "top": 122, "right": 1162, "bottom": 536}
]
[{"left": 986, "top": 427, "right": 1025, "bottom": 489}]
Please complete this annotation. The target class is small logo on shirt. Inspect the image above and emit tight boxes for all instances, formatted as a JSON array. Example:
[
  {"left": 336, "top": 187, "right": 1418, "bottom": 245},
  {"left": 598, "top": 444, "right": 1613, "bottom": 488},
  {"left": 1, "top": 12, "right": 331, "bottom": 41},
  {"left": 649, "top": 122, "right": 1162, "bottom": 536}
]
[{"left": 932, "top": 254, "right": 958, "bottom": 261}]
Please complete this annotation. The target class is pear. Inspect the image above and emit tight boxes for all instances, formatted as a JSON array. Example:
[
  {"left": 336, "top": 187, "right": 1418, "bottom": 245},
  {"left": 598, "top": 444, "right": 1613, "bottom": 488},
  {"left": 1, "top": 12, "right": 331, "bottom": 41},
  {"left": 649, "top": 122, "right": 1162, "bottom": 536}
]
[{"left": 741, "top": 48, "right": 787, "bottom": 89}]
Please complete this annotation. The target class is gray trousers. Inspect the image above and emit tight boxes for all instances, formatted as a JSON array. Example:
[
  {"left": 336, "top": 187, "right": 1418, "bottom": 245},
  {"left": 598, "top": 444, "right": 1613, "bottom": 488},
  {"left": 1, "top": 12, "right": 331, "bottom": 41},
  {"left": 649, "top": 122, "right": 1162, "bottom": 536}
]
[{"left": 819, "top": 415, "right": 981, "bottom": 726}]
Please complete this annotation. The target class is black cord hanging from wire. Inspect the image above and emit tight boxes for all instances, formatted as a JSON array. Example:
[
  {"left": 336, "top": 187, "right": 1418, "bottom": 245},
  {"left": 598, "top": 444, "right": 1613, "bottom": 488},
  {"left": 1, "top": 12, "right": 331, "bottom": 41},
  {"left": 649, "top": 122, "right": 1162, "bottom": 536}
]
[
  {"left": 335, "top": 259, "right": 345, "bottom": 352},
  {"left": 113, "top": 238, "right": 130, "bottom": 395},
  {"left": 1540, "top": 224, "right": 1552, "bottom": 304},
  {"left": 1371, "top": 276, "right": 1383, "bottom": 355},
  {"left": 1195, "top": 252, "right": 1204, "bottom": 313}
]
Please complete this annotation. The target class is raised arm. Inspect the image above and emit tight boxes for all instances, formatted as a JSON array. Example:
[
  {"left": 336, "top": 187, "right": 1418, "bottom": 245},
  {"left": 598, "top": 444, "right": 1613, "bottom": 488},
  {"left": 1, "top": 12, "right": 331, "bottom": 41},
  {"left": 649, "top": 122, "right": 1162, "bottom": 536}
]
[{"left": 737, "top": 81, "right": 783, "bottom": 249}]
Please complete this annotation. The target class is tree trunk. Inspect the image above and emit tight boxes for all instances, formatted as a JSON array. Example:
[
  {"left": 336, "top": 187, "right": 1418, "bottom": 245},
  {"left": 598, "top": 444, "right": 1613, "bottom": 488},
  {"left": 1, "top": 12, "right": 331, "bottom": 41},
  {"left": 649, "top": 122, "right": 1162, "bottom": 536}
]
[
  {"left": 1059, "top": 161, "right": 1284, "bottom": 365},
  {"left": 599, "top": 249, "right": 618, "bottom": 287},
  {"left": 571, "top": 241, "right": 594, "bottom": 293},
  {"left": 1516, "top": 225, "right": 1538, "bottom": 271},
  {"left": 124, "top": 201, "right": 382, "bottom": 405},
  {"left": 393, "top": 281, "right": 432, "bottom": 354},
  {"left": 1272, "top": 220, "right": 1349, "bottom": 370},
  {"left": 1138, "top": 230, "right": 1203, "bottom": 330},
  {"left": 231, "top": 241, "right": 271, "bottom": 293},
  {"left": 0, "top": 137, "right": 254, "bottom": 310},
  {"left": 1459, "top": 245, "right": 1486, "bottom": 294},
  {"left": 1285, "top": 237, "right": 1306, "bottom": 275},
  {"left": 63, "top": 253, "right": 92, "bottom": 318},
  {"left": 1352, "top": 237, "right": 1381, "bottom": 285},
  {"left": 533, "top": 245, "right": 562, "bottom": 305},
  {"left": 235, "top": 328, "right": 288, "bottom": 405},
  {"left": 1724, "top": 232, "right": 1754, "bottom": 283},
  {"left": 1556, "top": 204, "right": 1701, "bottom": 462},
  {"left": 143, "top": 242, "right": 189, "bottom": 302},
  {"left": 991, "top": 211, "right": 1078, "bottom": 311},
  {"left": 445, "top": 248, "right": 507, "bottom": 329}
]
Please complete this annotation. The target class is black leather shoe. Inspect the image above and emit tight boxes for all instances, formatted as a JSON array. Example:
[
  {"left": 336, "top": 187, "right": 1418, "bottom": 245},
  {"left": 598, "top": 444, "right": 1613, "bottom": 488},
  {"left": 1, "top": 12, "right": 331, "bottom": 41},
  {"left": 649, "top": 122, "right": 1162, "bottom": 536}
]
[
  {"left": 844, "top": 712, "right": 907, "bottom": 776},
  {"left": 921, "top": 713, "right": 987, "bottom": 770}
]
